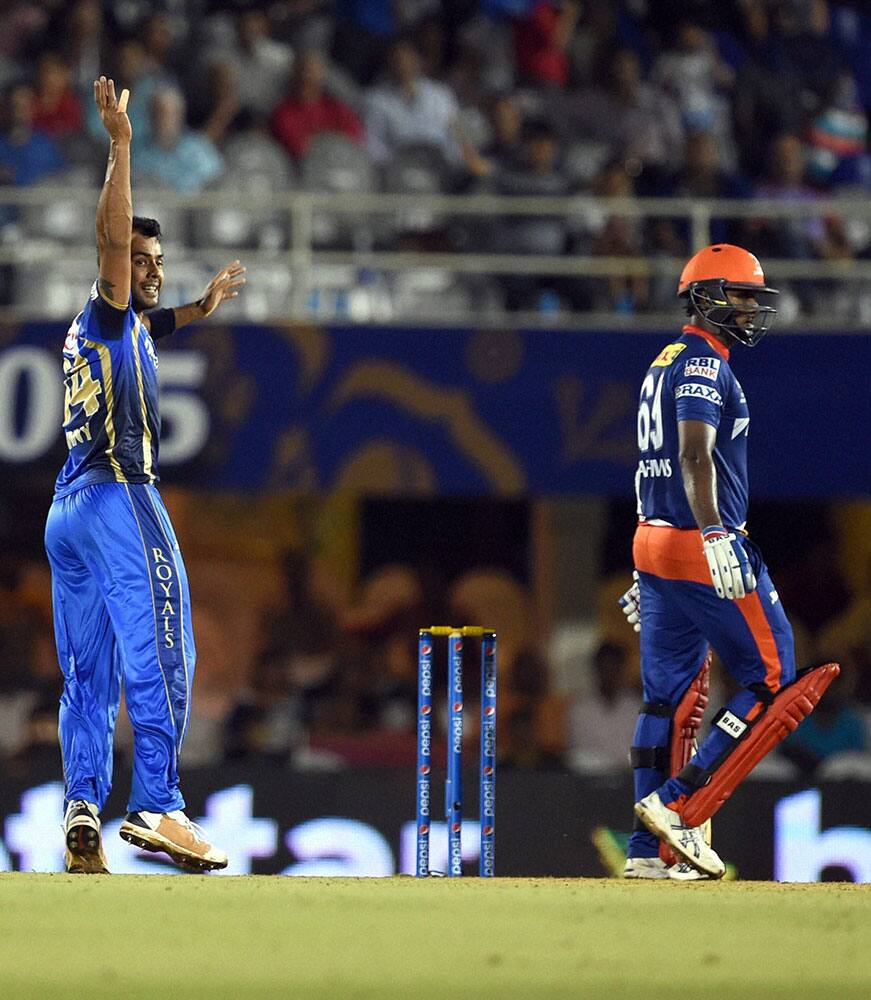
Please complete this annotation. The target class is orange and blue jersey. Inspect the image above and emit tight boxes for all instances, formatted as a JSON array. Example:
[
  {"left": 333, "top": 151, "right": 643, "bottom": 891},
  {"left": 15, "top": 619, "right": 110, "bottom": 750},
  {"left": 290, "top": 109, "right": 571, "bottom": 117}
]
[
  {"left": 635, "top": 324, "right": 748, "bottom": 530},
  {"left": 55, "top": 281, "right": 160, "bottom": 499},
  {"left": 627, "top": 326, "right": 796, "bottom": 858}
]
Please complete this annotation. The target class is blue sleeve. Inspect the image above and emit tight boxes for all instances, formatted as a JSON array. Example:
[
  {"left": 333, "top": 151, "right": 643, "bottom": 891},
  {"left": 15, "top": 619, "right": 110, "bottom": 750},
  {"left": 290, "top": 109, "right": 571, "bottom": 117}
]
[
  {"left": 673, "top": 354, "right": 729, "bottom": 429},
  {"left": 81, "top": 281, "right": 131, "bottom": 341}
]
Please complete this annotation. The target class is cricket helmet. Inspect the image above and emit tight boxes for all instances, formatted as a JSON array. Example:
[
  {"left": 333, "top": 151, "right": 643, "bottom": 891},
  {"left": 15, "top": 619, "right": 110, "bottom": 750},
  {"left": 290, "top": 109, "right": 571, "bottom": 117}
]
[{"left": 678, "top": 244, "right": 779, "bottom": 347}]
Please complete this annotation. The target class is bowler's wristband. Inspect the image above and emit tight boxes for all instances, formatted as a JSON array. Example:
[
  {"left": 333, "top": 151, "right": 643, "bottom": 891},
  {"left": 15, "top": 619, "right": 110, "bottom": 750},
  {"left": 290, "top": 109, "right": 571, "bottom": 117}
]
[{"left": 145, "top": 307, "right": 176, "bottom": 341}]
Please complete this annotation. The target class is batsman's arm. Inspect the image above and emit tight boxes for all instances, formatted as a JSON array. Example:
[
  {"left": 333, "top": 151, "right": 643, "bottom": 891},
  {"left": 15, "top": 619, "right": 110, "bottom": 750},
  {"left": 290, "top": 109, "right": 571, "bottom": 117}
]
[
  {"left": 679, "top": 419, "right": 755, "bottom": 599},
  {"left": 94, "top": 78, "right": 133, "bottom": 308},
  {"left": 677, "top": 419, "right": 720, "bottom": 530}
]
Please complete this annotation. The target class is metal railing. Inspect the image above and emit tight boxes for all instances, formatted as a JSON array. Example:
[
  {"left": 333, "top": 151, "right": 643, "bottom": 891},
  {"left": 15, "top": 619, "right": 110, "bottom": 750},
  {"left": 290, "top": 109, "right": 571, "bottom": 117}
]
[{"left": 1, "top": 186, "right": 870, "bottom": 329}]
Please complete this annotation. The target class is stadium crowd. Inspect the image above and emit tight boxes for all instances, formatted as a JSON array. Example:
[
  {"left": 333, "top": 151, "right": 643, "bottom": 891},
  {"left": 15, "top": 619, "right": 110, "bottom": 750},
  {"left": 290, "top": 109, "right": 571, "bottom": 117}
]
[{"left": 1, "top": 0, "right": 871, "bottom": 317}]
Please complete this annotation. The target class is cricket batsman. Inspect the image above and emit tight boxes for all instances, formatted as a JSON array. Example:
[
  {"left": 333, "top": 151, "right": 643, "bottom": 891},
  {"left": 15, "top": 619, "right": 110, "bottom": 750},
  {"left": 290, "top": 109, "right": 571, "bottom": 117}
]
[
  {"left": 44, "top": 78, "right": 245, "bottom": 873},
  {"left": 620, "top": 244, "right": 839, "bottom": 878}
]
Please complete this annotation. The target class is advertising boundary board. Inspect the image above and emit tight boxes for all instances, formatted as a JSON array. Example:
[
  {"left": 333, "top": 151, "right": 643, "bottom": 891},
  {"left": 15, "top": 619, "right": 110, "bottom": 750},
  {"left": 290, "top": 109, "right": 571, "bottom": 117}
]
[
  {"left": 1, "top": 766, "right": 869, "bottom": 881},
  {"left": 1, "top": 325, "right": 868, "bottom": 496}
]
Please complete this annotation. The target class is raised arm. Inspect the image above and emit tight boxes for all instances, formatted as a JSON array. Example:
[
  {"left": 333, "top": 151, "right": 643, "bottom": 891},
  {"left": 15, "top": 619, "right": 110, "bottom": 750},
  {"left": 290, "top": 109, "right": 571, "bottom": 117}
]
[{"left": 94, "top": 77, "right": 133, "bottom": 308}]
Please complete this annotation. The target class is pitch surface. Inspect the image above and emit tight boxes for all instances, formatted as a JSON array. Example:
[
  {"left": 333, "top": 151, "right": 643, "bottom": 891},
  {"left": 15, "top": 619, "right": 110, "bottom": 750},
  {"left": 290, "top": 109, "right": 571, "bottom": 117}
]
[{"left": 1, "top": 875, "right": 868, "bottom": 998}]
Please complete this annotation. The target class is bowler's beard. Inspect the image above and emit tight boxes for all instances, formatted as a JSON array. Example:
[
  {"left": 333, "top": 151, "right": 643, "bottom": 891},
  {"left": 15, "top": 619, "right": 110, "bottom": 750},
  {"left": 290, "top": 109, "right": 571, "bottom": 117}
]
[{"left": 133, "top": 290, "right": 159, "bottom": 313}]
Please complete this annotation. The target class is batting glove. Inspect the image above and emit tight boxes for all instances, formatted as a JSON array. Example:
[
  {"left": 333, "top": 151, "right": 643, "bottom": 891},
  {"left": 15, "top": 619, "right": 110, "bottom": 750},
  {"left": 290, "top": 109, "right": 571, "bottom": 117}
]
[
  {"left": 701, "top": 526, "right": 756, "bottom": 600},
  {"left": 618, "top": 570, "right": 641, "bottom": 632}
]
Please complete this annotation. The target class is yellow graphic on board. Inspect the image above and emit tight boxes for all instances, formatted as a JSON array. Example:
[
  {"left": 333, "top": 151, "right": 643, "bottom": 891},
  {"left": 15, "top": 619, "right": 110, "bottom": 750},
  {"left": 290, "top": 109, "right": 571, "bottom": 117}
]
[{"left": 328, "top": 362, "right": 525, "bottom": 494}]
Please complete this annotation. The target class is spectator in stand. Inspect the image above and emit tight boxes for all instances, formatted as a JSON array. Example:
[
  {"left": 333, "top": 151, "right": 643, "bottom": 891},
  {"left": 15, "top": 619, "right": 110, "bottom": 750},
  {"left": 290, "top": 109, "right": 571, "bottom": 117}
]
[
  {"left": 769, "top": 0, "right": 842, "bottom": 121},
  {"left": 830, "top": 2, "right": 871, "bottom": 111},
  {"left": 566, "top": 46, "right": 684, "bottom": 177},
  {"left": 203, "top": 6, "right": 294, "bottom": 121},
  {"left": 464, "top": 92, "right": 526, "bottom": 180},
  {"left": 415, "top": 15, "right": 449, "bottom": 81},
  {"left": 223, "top": 657, "right": 302, "bottom": 766},
  {"left": 0, "top": 3, "right": 50, "bottom": 81},
  {"left": 747, "top": 131, "right": 828, "bottom": 260},
  {"left": 661, "top": 130, "right": 751, "bottom": 245},
  {"left": 365, "top": 38, "right": 461, "bottom": 165},
  {"left": 567, "top": 641, "right": 640, "bottom": 772},
  {"left": 748, "top": 130, "right": 854, "bottom": 314},
  {"left": 512, "top": 0, "right": 581, "bottom": 88},
  {"left": 58, "top": 0, "right": 106, "bottom": 94},
  {"left": 134, "top": 85, "right": 224, "bottom": 193},
  {"left": 335, "top": 564, "right": 428, "bottom": 736},
  {"left": 650, "top": 21, "right": 736, "bottom": 171},
  {"left": 584, "top": 159, "right": 650, "bottom": 314},
  {"left": 668, "top": 130, "right": 750, "bottom": 201},
  {"left": 495, "top": 121, "right": 568, "bottom": 198},
  {"left": 140, "top": 11, "right": 188, "bottom": 85},
  {"left": 84, "top": 38, "right": 173, "bottom": 149},
  {"left": 270, "top": 50, "right": 364, "bottom": 161},
  {"left": 0, "top": 82, "right": 66, "bottom": 187},
  {"left": 32, "top": 53, "right": 84, "bottom": 140},
  {"left": 804, "top": 69, "right": 868, "bottom": 189},
  {"left": 732, "top": 0, "right": 841, "bottom": 178},
  {"left": 273, "top": 0, "right": 336, "bottom": 54},
  {"left": 566, "top": 0, "right": 620, "bottom": 88},
  {"left": 493, "top": 121, "right": 570, "bottom": 309},
  {"left": 254, "top": 550, "right": 342, "bottom": 734},
  {"left": 331, "top": 0, "right": 399, "bottom": 85}
]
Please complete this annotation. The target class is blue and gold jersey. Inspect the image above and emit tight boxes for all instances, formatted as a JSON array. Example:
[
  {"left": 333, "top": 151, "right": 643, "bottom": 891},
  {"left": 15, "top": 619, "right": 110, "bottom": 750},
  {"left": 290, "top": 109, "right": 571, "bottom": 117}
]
[
  {"left": 54, "top": 281, "right": 161, "bottom": 498},
  {"left": 635, "top": 324, "right": 749, "bottom": 530}
]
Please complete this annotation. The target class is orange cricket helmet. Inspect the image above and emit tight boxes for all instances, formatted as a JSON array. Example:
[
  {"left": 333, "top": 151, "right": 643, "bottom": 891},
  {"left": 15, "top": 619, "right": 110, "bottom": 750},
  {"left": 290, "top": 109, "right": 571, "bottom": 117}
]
[{"left": 678, "top": 244, "right": 779, "bottom": 346}]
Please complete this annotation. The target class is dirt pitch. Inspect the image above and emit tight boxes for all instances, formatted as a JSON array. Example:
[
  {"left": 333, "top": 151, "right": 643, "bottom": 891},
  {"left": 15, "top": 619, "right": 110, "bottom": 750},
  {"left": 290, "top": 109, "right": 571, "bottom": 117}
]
[{"left": 1, "top": 874, "right": 868, "bottom": 998}]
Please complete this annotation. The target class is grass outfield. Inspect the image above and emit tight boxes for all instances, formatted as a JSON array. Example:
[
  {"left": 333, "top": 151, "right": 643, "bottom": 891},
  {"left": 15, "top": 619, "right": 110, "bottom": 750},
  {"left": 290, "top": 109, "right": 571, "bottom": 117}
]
[{"left": 1, "top": 875, "right": 869, "bottom": 999}]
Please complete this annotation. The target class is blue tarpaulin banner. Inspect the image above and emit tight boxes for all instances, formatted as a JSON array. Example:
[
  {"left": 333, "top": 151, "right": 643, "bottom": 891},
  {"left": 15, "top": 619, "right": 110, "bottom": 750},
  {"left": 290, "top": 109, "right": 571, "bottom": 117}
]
[{"left": 2, "top": 323, "right": 868, "bottom": 496}]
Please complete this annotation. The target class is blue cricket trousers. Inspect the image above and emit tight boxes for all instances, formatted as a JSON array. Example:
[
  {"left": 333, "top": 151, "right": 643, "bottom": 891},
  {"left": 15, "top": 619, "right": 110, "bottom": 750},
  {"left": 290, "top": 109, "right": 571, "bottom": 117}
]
[
  {"left": 628, "top": 524, "right": 796, "bottom": 855},
  {"left": 45, "top": 482, "right": 195, "bottom": 814}
]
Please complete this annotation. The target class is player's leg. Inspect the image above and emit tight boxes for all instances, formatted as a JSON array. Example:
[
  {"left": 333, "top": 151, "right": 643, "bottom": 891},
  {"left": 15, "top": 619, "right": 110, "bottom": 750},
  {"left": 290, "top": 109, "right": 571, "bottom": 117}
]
[
  {"left": 45, "top": 496, "right": 120, "bottom": 873},
  {"left": 71, "top": 483, "right": 189, "bottom": 811},
  {"left": 625, "top": 570, "right": 712, "bottom": 878},
  {"left": 653, "top": 559, "right": 797, "bottom": 813},
  {"left": 650, "top": 554, "right": 836, "bottom": 826},
  {"left": 629, "top": 526, "right": 727, "bottom": 876},
  {"left": 78, "top": 483, "right": 225, "bottom": 869}
]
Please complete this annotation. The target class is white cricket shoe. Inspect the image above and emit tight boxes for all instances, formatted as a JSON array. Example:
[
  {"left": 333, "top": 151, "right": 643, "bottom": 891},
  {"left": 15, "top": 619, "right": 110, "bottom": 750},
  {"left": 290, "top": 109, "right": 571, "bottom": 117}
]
[
  {"left": 668, "top": 861, "right": 711, "bottom": 881},
  {"left": 120, "top": 810, "right": 228, "bottom": 871},
  {"left": 623, "top": 856, "right": 669, "bottom": 879},
  {"left": 64, "top": 799, "right": 110, "bottom": 874},
  {"left": 634, "top": 791, "right": 725, "bottom": 879}
]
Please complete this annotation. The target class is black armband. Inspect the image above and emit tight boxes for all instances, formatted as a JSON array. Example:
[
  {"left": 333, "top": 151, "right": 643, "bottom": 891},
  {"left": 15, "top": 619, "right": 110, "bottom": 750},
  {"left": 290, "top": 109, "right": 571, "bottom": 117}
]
[{"left": 145, "top": 308, "right": 177, "bottom": 341}]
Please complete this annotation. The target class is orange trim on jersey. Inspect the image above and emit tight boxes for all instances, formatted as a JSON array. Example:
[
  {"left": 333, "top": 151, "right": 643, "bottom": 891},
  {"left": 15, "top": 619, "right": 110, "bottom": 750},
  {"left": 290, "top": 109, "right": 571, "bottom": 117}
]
[
  {"left": 736, "top": 592, "right": 784, "bottom": 693},
  {"left": 682, "top": 324, "right": 730, "bottom": 361},
  {"left": 633, "top": 524, "right": 712, "bottom": 586}
]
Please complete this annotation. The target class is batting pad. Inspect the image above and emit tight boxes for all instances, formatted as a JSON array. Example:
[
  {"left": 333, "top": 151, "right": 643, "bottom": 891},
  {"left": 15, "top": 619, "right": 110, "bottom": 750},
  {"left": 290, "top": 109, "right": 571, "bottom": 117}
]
[
  {"left": 660, "top": 652, "right": 711, "bottom": 864},
  {"left": 680, "top": 662, "right": 840, "bottom": 827}
]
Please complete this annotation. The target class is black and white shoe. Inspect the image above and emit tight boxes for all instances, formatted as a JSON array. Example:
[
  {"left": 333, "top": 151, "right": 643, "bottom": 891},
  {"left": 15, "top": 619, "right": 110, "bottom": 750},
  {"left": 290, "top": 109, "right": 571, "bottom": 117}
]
[
  {"left": 119, "top": 810, "right": 228, "bottom": 871},
  {"left": 64, "top": 800, "right": 109, "bottom": 874}
]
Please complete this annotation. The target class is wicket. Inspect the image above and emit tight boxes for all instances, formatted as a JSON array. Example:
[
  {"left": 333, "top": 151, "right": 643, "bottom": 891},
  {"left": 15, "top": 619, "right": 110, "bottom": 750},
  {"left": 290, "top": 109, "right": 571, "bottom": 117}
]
[{"left": 415, "top": 626, "right": 497, "bottom": 877}]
